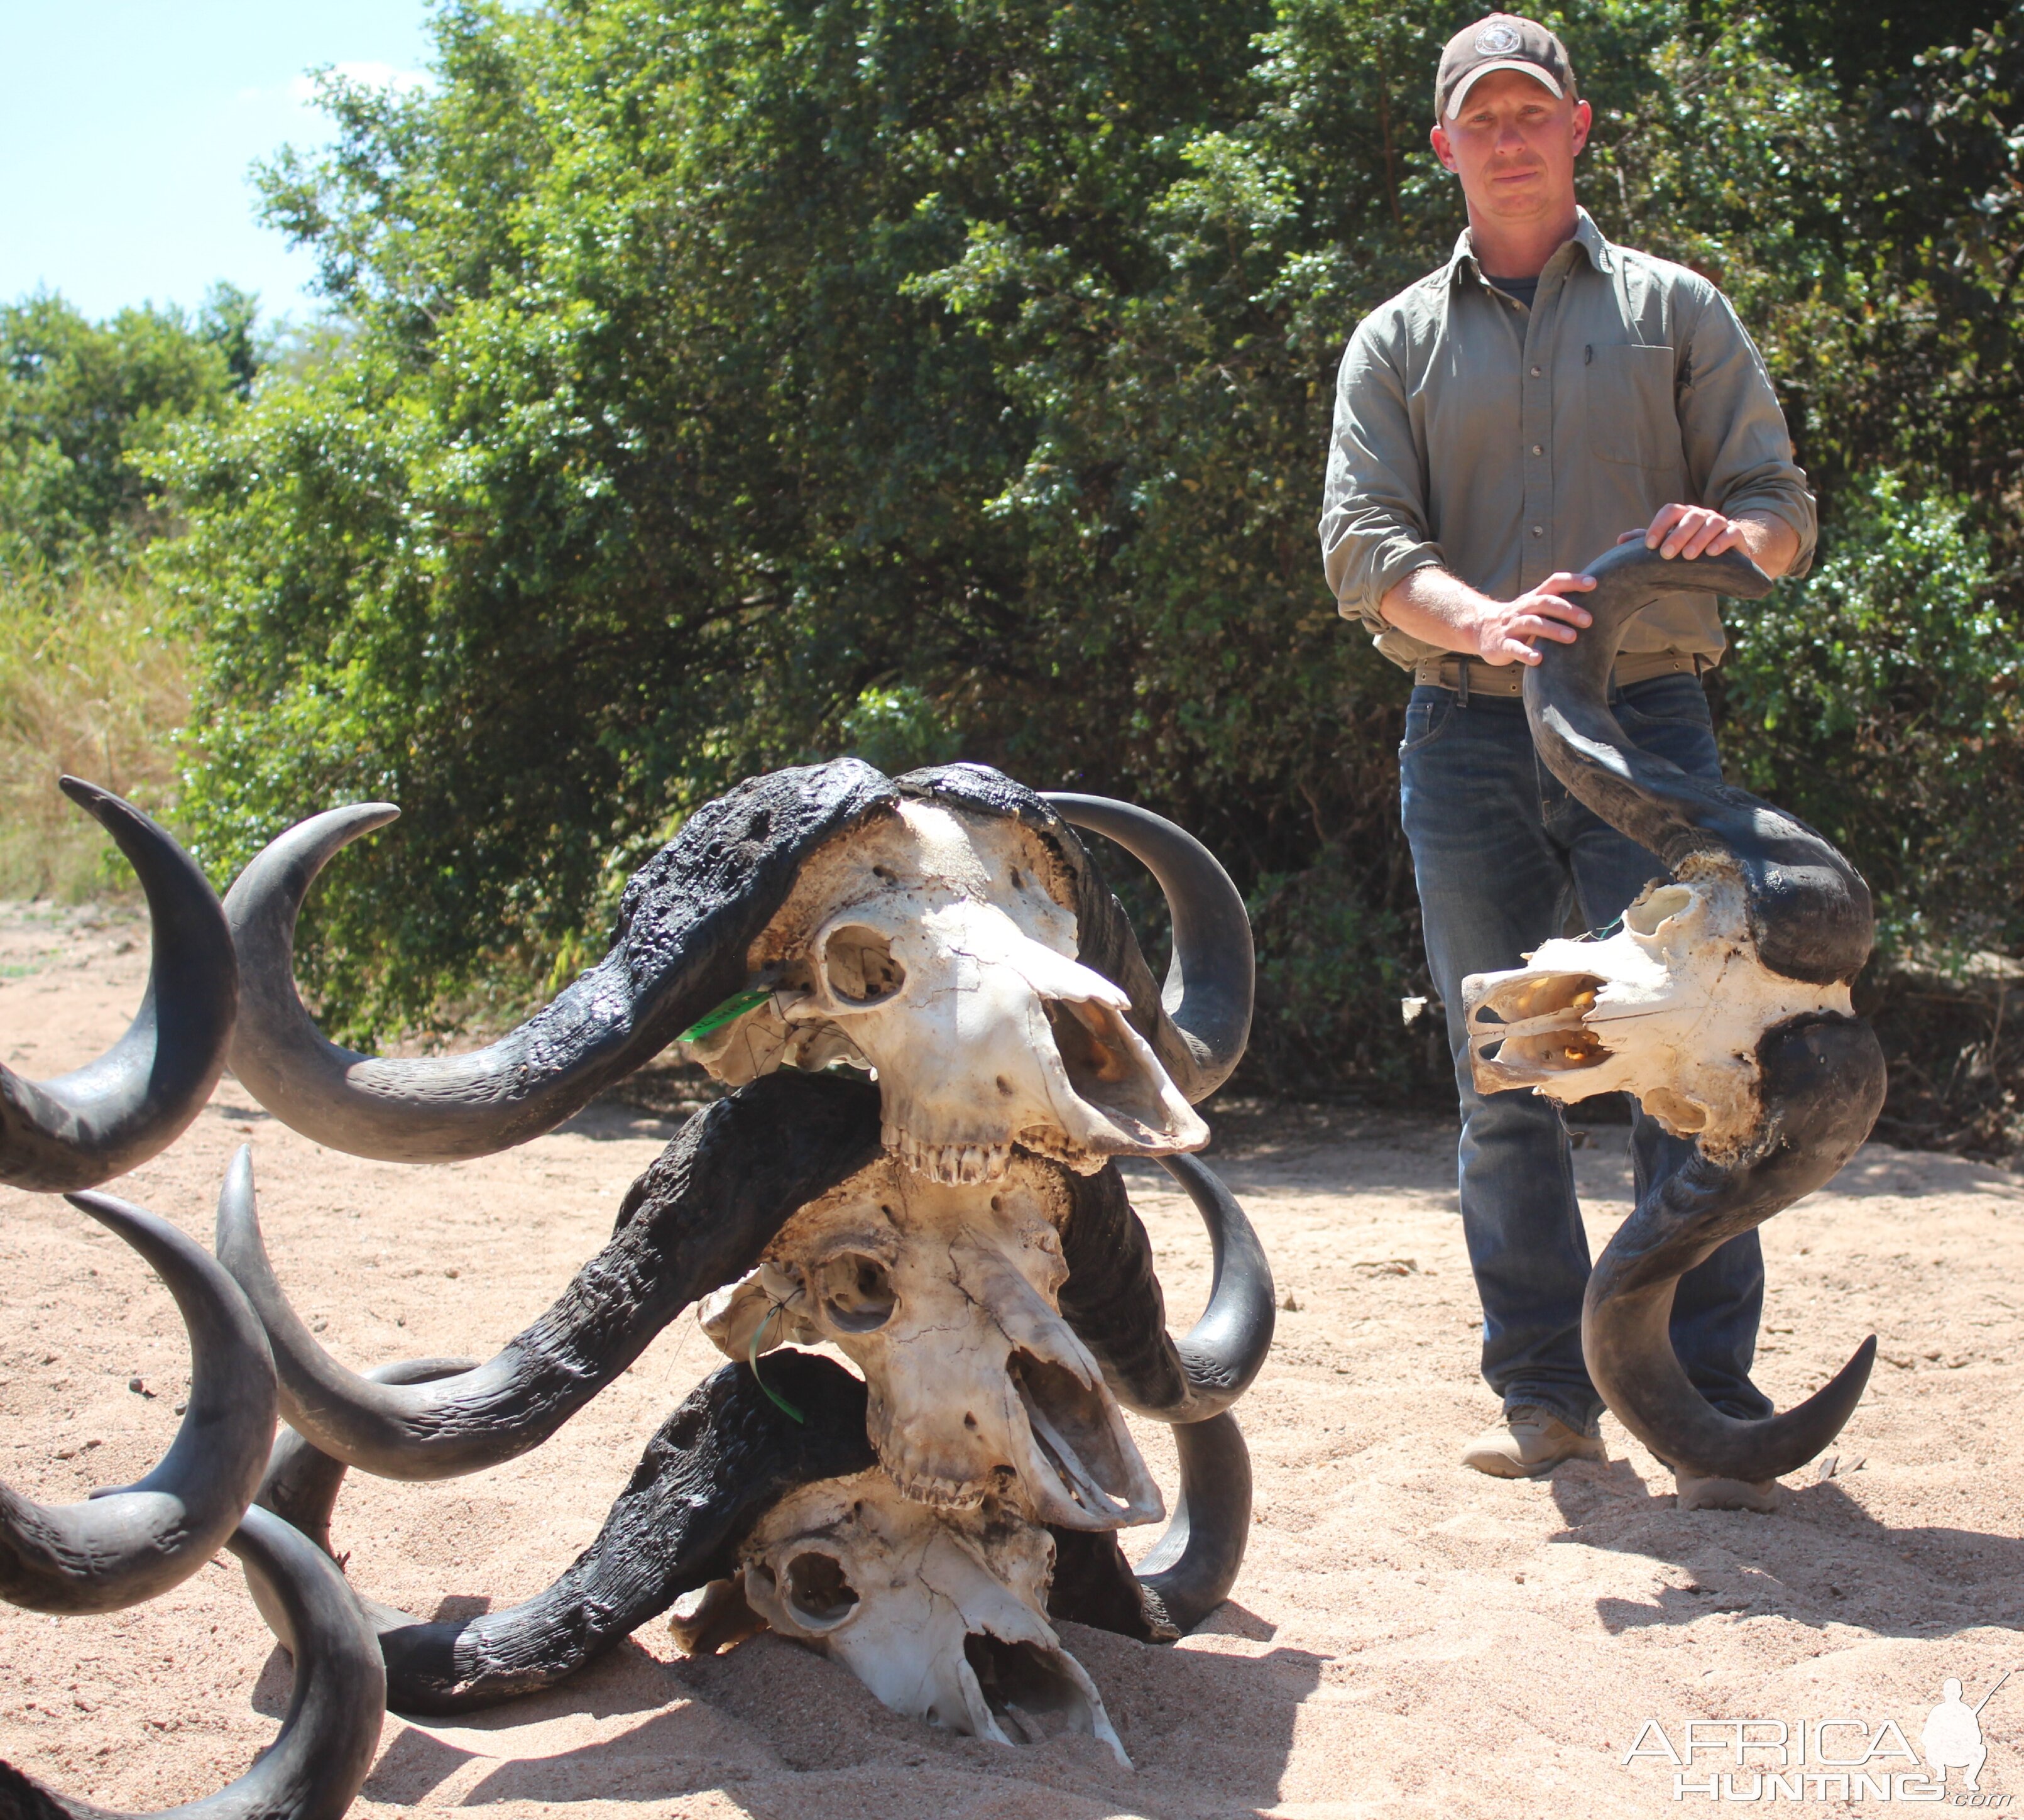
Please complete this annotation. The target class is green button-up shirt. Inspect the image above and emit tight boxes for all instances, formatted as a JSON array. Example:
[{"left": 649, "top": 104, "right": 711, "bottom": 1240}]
[{"left": 1319, "top": 209, "right": 1816, "bottom": 671}]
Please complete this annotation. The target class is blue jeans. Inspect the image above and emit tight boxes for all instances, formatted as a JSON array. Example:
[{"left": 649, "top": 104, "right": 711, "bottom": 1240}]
[{"left": 1398, "top": 672, "right": 1771, "bottom": 1435}]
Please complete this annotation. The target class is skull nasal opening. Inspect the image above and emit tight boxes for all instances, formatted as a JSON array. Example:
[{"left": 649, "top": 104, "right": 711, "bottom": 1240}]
[
  {"left": 1470, "top": 970, "right": 1612, "bottom": 1073},
  {"left": 1008, "top": 1348, "right": 1146, "bottom": 1521},
  {"left": 1475, "top": 971, "right": 1605, "bottom": 1027},
  {"left": 822, "top": 924, "right": 906, "bottom": 1005},
  {"left": 963, "top": 1633, "right": 1096, "bottom": 1744},
  {"left": 784, "top": 1550, "right": 860, "bottom": 1628},
  {"left": 1046, "top": 999, "right": 1131, "bottom": 1088},
  {"left": 1042, "top": 995, "right": 1183, "bottom": 1141}
]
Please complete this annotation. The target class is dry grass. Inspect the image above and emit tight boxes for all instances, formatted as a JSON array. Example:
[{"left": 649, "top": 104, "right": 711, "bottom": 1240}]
[{"left": 0, "top": 567, "right": 188, "bottom": 899}]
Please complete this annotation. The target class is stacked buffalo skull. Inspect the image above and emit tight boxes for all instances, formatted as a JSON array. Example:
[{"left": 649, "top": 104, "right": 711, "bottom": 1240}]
[{"left": 1, "top": 758, "right": 1275, "bottom": 1817}]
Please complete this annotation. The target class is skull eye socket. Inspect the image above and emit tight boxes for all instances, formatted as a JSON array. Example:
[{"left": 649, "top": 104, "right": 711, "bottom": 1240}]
[
  {"left": 822, "top": 924, "right": 906, "bottom": 1006},
  {"left": 1625, "top": 883, "right": 1696, "bottom": 937},
  {"left": 1643, "top": 1086, "right": 1708, "bottom": 1134},
  {"left": 784, "top": 1550, "right": 860, "bottom": 1630},
  {"left": 815, "top": 1250, "right": 897, "bottom": 1332}
]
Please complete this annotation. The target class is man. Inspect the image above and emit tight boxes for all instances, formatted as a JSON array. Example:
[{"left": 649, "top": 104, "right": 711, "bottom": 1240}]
[{"left": 1318, "top": 14, "right": 1817, "bottom": 1510}]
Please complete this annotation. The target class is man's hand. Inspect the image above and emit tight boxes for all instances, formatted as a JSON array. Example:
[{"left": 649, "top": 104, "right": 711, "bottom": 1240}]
[
  {"left": 1619, "top": 504, "right": 1800, "bottom": 578},
  {"left": 1472, "top": 573, "right": 1597, "bottom": 666},
  {"left": 1377, "top": 566, "right": 1595, "bottom": 666}
]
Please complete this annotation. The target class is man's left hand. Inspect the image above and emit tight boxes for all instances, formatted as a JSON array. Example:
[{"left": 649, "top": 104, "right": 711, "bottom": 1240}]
[
  {"left": 1617, "top": 503, "right": 1800, "bottom": 578},
  {"left": 1617, "top": 503, "right": 1747, "bottom": 560}
]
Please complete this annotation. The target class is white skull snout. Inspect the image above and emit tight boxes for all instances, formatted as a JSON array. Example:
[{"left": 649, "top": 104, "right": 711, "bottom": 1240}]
[
  {"left": 736, "top": 1472, "right": 1130, "bottom": 1766},
  {"left": 1462, "top": 867, "right": 1853, "bottom": 1156},
  {"left": 699, "top": 1155, "right": 1163, "bottom": 1531},
  {"left": 687, "top": 800, "right": 1207, "bottom": 1184}
]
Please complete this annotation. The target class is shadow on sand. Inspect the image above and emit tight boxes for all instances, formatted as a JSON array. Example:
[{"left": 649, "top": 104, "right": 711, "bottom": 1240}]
[{"left": 1545, "top": 1457, "right": 2024, "bottom": 1639}]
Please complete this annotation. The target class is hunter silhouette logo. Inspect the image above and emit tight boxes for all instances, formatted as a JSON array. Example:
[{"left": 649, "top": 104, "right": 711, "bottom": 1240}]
[
  {"left": 1624, "top": 1672, "right": 2016, "bottom": 1803},
  {"left": 1923, "top": 1672, "right": 2008, "bottom": 1792}
]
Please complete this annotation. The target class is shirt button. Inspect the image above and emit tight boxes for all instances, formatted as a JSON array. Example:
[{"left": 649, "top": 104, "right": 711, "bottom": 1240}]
[
  {"left": 1531, "top": 525, "right": 1544, "bottom": 537},
  {"left": 1530, "top": 365, "right": 1542, "bottom": 377},
  {"left": 1531, "top": 444, "right": 1543, "bottom": 456}
]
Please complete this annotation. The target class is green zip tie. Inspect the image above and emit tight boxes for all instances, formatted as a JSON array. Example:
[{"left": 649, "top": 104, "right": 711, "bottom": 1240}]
[
  {"left": 679, "top": 987, "right": 774, "bottom": 1043},
  {"left": 749, "top": 1300, "right": 806, "bottom": 1424}
]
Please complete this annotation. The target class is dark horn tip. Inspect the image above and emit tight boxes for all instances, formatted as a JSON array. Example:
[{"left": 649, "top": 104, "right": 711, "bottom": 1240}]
[
  {"left": 1704, "top": 1333, "right": 1877, "bottom": 1486},
  {"left": 54, "top": 776, "right": 170, "bottom": 844},
  {"left": 55, "top": 775, "right": 148, "bottom": 843},
  {"left": 1753, "top": 1332, "right": 1876, "bottom": 1483},
  {"left": 293, "top": 801, "right": 405, "bottom": 846}
]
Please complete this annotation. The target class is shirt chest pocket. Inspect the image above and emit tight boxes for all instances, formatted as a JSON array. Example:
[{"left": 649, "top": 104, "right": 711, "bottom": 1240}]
[{"left": 1583, "top": 343, "right": 1684, "bottom": 474}]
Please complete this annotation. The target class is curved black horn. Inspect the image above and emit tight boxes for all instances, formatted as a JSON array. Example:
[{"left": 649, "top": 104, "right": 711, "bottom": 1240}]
[
  {"left": 1048, "top": 1410, "right": 1252, "bottom": 1642},
  {"left": 1, "top": 779, "right": 236, "bottom": 1193},
  {"left": 3, "top": 1185, "right": 275, "bottom": 1614},
  {"left": 253, "top": 1353, "right": 875, "bottom": 1715},
  {"left": 1058, "top": 1155, "right": 1274, "bottom": 1423},
  {"left": 0, "top": 1504, "right": 387, "bottom": 1820},
  {"left": 1585, "top": 1013, "right": 1886, "bottom": 1482},
  {"left": 1043, "top": 794, "right": 1254, "bottom": 1100},
  {"left": 223, "top": 761, "right": 895, "bottom": 1162},
  {"left": 1136, "top": 1410, "right": 1252, "bottom": 1633},
  {"left": 1523, "top": 542, "right": 1871, "bottom": 984},
  {"left": 216, "top": 1071, "right": 883, "bottom": 1479}
]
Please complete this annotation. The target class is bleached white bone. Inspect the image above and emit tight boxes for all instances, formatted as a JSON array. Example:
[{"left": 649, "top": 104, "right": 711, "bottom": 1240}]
[
  {"left": 1462, "top": 862, "right": 1852, "bottom": 1160},
  {"left": 735, "top": 1470, "right": 1131, "bottom": 1767},
  {"left": 686, "top": 799, "right": 1206, "bottom": 1183},
  {"left": 698, "top": 1153, "right": 1162, "bottom": 1531}
]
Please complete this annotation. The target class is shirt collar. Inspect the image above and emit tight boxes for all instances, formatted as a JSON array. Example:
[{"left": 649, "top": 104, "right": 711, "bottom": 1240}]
[{"left": 1447, "top": 206, "right": 1616, "bottom": 285}]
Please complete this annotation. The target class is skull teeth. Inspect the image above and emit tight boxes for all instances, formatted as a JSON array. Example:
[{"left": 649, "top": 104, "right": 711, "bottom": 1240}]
[
  {"left": 887, "top": 1129, "right": 1012, "bottom": 1185},
  {"left": 885, "top": 1464, "right": 989, "bottom": 1509}
]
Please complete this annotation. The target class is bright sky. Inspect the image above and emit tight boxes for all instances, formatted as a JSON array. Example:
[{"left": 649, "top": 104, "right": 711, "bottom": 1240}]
[{"left": 0, "top": 0, "right": 437, "bottom": 325}]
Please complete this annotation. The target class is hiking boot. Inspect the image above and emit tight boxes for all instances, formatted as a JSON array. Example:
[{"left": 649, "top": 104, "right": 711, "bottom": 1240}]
[
  {"left": 1676, "top": 1471, "right": 1782, "bottom": 1513},
  {"left": 1460, "top": 1405, "right": 1606, "bottom": 1479}
]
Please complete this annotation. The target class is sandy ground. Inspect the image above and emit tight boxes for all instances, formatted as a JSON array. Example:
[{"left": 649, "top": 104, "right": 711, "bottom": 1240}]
[{"left": 5, "top": 900, "right": 2024, "bottom": 1819}]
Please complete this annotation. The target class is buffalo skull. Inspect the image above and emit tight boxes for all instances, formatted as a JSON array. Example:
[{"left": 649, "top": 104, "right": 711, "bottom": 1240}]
[
  {"left": 1462, "top": 863, "right": 1854, "bottom": 1160},
  {"left": 689, "top": 797, "right": 1208, "bottom": 1183},
  {"left": 699, "top": 1151, "right": 1162, "bottom": 1530},
  {"left": 735, "top": 1471, "right": 1130, "bottom": 1765}
]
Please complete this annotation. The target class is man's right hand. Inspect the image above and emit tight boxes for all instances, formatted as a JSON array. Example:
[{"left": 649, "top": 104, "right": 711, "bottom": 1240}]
[
  {"left": 1377, "top": 564, "right": 1597, "bottom": 664},
  {"left": 1470, "top": 572, "right": 1597, "bottom": 666}
]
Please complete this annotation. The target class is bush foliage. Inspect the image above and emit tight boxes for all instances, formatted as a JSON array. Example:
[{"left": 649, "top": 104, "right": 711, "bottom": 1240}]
[
  {"left": 143, "top": 0, "right": 2022, "bottom": 1102},
  {"left": 1, "top": 290, "right": 256, "bottom": 574}
]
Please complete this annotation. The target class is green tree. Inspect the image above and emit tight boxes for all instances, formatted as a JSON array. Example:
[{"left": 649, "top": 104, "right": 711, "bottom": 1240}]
[
  {"left": 163, "top": 0, "right": 2024, "bottom": 1094},
  {"left": 0, "top": 288, "right": 258, "bottom": 573},
  {"left": 1720, "top": 474, "right": 2021, "bottom": 952}
]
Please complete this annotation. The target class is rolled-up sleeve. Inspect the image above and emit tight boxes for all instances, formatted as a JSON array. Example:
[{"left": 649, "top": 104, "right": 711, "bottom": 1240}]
[
  {"left": 1678, "top": 282, "right": 1818, "bottom": 579},
  {"left": 1319, "top": 315, "right": 1446, "bottom": 631}
]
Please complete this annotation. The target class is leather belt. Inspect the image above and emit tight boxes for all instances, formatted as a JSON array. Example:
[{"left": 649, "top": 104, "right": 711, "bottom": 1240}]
[{"left": 1411, "top": 647, "right": 1707, "bottom": 699}]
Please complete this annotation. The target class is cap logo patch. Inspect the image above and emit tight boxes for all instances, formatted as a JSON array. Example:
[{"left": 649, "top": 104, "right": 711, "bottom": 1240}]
[{"left": 1474, "top": 21, "right": 1523, "bottom": 53}]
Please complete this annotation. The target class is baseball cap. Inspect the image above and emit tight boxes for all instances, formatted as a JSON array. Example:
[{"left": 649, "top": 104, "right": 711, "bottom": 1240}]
[{"left": 1435, "top": 14, "right": 1577, "bottom": 120}]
